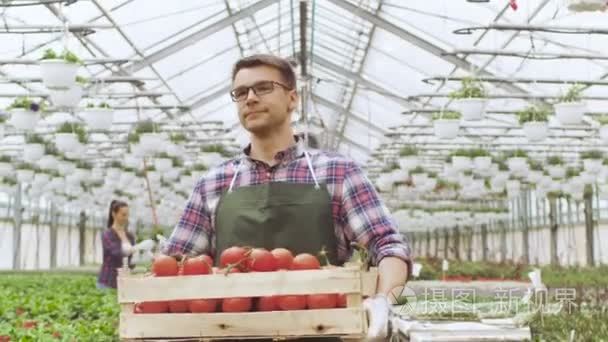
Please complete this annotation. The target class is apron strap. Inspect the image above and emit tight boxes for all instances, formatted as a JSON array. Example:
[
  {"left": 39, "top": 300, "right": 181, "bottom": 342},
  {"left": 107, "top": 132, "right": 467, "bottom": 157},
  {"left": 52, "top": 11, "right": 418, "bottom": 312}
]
[
  {"left": 303, "top": 150, "right": 320, "bottom": 189},
  {"left": 228, "top": 149, "right": 321, "bottom": 192},
  {"left": 228, "top": 160, "right": 243, "bottom": 193}
]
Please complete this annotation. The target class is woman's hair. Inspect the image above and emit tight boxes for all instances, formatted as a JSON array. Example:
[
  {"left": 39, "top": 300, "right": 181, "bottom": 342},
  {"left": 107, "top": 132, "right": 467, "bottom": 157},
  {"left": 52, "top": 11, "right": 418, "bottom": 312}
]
[{"left": 107, "top": 199, "right": 128, "bottom": 228}]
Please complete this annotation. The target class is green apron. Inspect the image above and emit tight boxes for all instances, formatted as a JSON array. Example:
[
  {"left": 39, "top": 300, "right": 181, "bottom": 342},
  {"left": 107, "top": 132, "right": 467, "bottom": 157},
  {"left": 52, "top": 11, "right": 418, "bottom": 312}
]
[{"left": 214, "top": 151, "right": 342, "bottom": 341}]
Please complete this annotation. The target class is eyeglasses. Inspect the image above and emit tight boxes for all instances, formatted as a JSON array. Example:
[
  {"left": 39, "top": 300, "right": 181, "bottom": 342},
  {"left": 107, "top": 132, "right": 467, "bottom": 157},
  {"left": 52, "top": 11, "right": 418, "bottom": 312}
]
[{"left": 230, "top": 80, "right": 292, "bottom": 102}]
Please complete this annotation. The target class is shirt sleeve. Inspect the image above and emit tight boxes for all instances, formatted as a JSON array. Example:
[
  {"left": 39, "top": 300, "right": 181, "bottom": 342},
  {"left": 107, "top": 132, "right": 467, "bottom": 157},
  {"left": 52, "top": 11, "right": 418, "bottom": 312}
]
[
  {"left": 102, "top": 229, "right": 124, "bottom": 258},
  {"left": 161, "top": 179, "right": 213, "bottom": 257},
  {"left": 340, "top": 161, "right": 413, "bottom": 275}
]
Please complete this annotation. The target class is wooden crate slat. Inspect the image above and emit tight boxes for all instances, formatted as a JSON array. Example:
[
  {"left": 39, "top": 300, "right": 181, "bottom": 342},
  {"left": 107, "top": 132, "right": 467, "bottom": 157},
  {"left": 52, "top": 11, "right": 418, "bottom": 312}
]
[
  {"left": 119, "top": 309, "right": 364, "bottom": 339},
  {"left": 118, "top": 267, "right": 369, "bottom": 303}
]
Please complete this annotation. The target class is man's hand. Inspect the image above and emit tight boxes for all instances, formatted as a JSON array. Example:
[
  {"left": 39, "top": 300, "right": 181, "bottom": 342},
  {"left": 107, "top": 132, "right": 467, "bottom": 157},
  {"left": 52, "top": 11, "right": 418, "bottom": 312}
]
[
  {"left": 363, "top": 294, "right": 390, "bottom": 341},
  {"left": 376, "top": 257, "right": 409, "bottom": 299}
]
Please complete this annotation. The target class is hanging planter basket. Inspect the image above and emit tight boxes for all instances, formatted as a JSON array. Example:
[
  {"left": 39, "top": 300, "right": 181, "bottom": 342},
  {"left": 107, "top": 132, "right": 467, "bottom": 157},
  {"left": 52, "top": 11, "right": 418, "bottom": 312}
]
[
  {"left": 49, "top": 85, "right": 82, "bottom": 108},
  {"left": 433, "top": 119, "right": 460, "bottom": 139},
  {"left": 507, "top": 157, "right": 527, "bottom": 173},
  {"left": 555, "top": 102, "right": 585, "bottom": 125},
  {"left": 547, "top": 165, "right": 566, "bottom": 179},
  {"left": 55, "top": 133, "right": 79, "bottom": 152},
  {"left": 0, "top": 123, "right": 4, "bottom": 140},
  {"left": 81, "top": 107, "right": 114, "bottom": 130},
  {"left": 568, "top": 0, "right": 607, "bottom": 11},
  {"left": 522, "top": 121, "right": 548, "bottom": 141},
  {"left": 154, "top": 157, "right": 172, "bottom": 172},
  {"left": 0, "top": 161, "right": 14, "bottom": 177},
  {"left": 452, "top": 156, "right": 472, "bottom": 171},
  {"left": 16, "top": 168, "right": 35, "bottom": 183},
  {"left": 39, "top": 59, "right": 80, "bottom": 89},
  {"left": 473, "top": 156, "right": 491, "bottom": 170},
  {"left": 454, "top": 98, "right": 487, "bottom": 121},
  {"left": 9, "top": 109, "right": 39, "bottom": 131},
  {"left": 398, "top": 156, "right": 419, "bottom": 171},
  {"left": 583, "top": 158, "right": 603, "bottom": 174}
]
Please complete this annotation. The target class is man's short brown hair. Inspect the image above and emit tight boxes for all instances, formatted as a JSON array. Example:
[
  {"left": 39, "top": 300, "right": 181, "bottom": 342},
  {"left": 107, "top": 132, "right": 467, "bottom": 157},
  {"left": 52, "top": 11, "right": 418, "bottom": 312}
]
[{"left": 231, "top": 54, "right": 297, "bottom": 90}]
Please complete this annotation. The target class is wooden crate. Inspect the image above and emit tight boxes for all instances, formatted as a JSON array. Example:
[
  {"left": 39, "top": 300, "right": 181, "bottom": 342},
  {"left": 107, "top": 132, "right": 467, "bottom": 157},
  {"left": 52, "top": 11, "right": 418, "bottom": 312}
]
[{"left": 117, "top": 265, "right": 378, "bottom": 341}]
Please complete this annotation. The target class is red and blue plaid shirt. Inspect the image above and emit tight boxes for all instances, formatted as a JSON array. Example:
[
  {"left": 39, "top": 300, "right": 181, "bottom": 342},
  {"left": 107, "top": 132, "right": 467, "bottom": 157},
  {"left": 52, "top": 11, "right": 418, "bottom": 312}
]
[
  {"left": 97, "top": 228, "right": 135, "bottom": 289},
  {"left": 162, "top": 136, "right": 412, "bottom": 271}
]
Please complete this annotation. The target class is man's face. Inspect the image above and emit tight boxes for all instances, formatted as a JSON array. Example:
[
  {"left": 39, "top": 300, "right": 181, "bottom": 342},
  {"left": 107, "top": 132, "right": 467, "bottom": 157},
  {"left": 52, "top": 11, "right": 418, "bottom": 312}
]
[{"left": 232, "top": 65, "right": 297, "bottom": 135}]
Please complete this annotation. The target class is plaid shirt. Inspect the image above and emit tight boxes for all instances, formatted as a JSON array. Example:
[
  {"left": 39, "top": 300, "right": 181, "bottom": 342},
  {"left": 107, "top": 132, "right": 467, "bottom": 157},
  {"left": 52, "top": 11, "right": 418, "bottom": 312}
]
[
  {"left": 97, "top": 228, "right": 135, "bottom": 289},
  {"left": 163, "top": 136, "right": 412, "bottom": 270}
]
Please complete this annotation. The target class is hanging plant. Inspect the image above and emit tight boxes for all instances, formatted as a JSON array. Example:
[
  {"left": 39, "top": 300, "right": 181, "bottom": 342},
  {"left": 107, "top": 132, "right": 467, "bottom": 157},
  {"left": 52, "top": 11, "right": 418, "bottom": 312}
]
[
  {"left": 0, "top": 115, "right": 6, "bottom": 124},
  {"left": 0, "top": 155, "right": 11, "bottom": 163},
  {"left": 580, "top": 150, "right": 603, "bottom": 160},
  {"left": 39, "top": 49, "right": 82, "bottom": 89},
  {"left": 169, "top": 133, "right": 188, "bottom": 144},
  {"left": 398, "top": 146, "right": 418, "bottom": 157},
  {"left": 81, "top": 102, "right": 113, "bottom": 130},
  {"left": 56, "top": 122, "right": 89, "bottom": 145},
  {"left": 432, "top": 111, "right": 461, "bottom": 139},
  {"left": 191, "top": 163, "right": 208, "bottom": 172},
  {"left": 201, "top": 144, "right": 231, "bottom": 157},
  {"left": 517, "top": 105, "right": 550, "bottom": 124},
  {"left": 135, "top": 119, "right": 160, "bottom": 134},
  {"left": 75, "top": 160, "right": 93, "bottom": 170},
  {"left": 580, "top": 150, "right": 604, "bottom": 174},
  {"left": 554, "top": 83, "right": 586, "bottom": 125},
  {"left": 25, "top": 133, "right": 45, "bottom": 145},
  {"left": 449, "top": 77, "right": 487, "bottom": 121},
  {"left": 546, "top": 156, "right": 564, "bottom": 166},
  {"left": 398, "top": 146, "right": 419, "bottom": 170}
]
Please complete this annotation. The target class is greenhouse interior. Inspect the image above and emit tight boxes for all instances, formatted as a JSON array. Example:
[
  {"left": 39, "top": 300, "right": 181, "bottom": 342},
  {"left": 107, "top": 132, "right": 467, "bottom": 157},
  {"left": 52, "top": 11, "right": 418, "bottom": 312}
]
[{"left": 2, "top": 0, "right": 608, "bottom": 341}]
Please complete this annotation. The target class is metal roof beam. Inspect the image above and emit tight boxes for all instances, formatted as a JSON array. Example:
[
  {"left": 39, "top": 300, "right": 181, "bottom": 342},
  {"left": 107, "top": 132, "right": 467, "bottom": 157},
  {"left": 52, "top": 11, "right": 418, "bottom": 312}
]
[{"left": 329, "top": 0, "right": 528, "bottom": 95}]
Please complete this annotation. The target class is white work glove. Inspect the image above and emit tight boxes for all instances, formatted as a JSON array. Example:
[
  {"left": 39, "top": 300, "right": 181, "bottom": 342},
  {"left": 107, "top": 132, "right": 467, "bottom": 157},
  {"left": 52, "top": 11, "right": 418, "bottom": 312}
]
[
  {"left": 134, "top": 239, "right": 155, "bottom": 252},
  {"left": 363, "top": 294, "right": 390, "bottom": 341},
  {"left": 156, "top": 234, "right": 167, "bottom": 250}
]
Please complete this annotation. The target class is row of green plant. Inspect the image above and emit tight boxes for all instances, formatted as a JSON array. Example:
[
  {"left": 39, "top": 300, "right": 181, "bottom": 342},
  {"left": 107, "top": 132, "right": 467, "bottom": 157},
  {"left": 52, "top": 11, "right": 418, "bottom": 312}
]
[{"left": 415, "top": 258, "right": 608, "bottom": 287}]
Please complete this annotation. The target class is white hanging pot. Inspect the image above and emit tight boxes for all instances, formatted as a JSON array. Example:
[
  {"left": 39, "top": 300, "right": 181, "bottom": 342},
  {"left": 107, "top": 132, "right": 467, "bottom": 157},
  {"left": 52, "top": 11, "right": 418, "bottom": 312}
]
[
  {"left": 527, "top": 171, "right": 543, "bottom": 184},
  {"left": 23, "top": 143, "right": 44, "bottom": 161},
  {"left": 522, "top": 121, "right": 549, "bottom": 141},
  {"left": 568, "top": 0, "right": 607, "bottom": 12},
  {"left": 0, "top": 124, "right": 4, "bottom": 140},
  {"left": 0, "top": 162, "right": 14, "bottom": 177},
  {"left": 506, "top": 180, "right": 521, "bottom": 198},
  {"left": 507, "top": 157, "right": 527, "bottom": 173},
  {"left": 48, "top": 85, "right": 82, "bottom": 108},
  {"left": 64, "top": 142, "right": 86, "bottom": 160},
  {"left": 411, "top": 173, "right": 428, "bottom": 187},
  {"left": 39, "top": 60, "right": 79, "bottom": 89},
  {"left": 139, "top": 133, "right": 165, "bottom": 155},
  {"left": 9, "top": 109, "right": 39, "bottom": 131},
  {"left": 106, "top": 167, "right": 121, "bottom": 180},
  {"left": 398, "top": 156, "right": 419, "bottom": 171},
  {"left": 74, "top": 168, "right": 91, "bottom": 180},
  {"left": 154, "top": 158, "right": 172, "bottom": 172},
  {"left": 81, "top": 109, "right": 114, "bottom": 130},
  {"left": 57, "top": 161, "right": 75, "bottom": 175},
  {"left": 454, "top": 98, "right": 487, "bottom": 121},
  {"left": 580, "top": 171, "right": 596, "bottom": 185},
  {"left": 473, "top": 156, "right": 491, "bottom": 170},
  {"left": 433, "top": 119, "right": 460, "bottom": 139},
  {"left": 391, "top": 169, "right": 409, "bottom": 184},
  {"left": 376, "top": 173, "right": 393, "bottom": 193},
  {"left": 38, "top": 155, "right": 58, "bottom": 169},
  {"left": 55, "top": 133, "right": 79, "bottom": 152},
  {"left": 599, "top": 125, "right": 608, "bottom": 144},
  {"left": 547, "top": 165, "right": 566, "bottom": 179},
  {"left": 16, "top": 169, "right": 34, "bottom": 183},
  {"left": 554, "top": 102, "right": 585, "bottom": 125},
  {"left": 163, "top": 169, "right": 180, "bottom": 181},
  {"left": 452, "top": 156, "right": 472, "bottom": 171},
  {"left": 33, "top": 173, "right": 50, "bottom": 186},
  {"left": 583, "top": 158, "right": 603, "bottom": 174}
]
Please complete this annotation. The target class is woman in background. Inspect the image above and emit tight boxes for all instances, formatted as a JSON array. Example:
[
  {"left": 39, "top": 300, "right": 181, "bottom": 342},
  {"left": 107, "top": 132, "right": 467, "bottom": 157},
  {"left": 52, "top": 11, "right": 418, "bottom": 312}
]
[{"left": 97, "top": 200, "right": 141, "bottom": 289}]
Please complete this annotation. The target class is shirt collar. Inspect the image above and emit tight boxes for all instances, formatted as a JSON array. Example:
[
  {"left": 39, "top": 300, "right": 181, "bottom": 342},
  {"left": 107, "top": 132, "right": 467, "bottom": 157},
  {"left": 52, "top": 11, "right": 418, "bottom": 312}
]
[{"left": 241, "top": 134, "right": 306, "bottom": 164}]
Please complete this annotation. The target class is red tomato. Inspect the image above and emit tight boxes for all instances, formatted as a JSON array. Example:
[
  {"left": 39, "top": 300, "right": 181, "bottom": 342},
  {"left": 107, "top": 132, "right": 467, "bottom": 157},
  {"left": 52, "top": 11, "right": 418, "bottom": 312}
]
[
  {"left": 291, "top": 253, "right": 320, "bottom": 270},
  {"left": 256, "top": 296, "right": 278, "bottom": 311},
  {"left": 220, "top": 246, "right": 248, "bottom": 269},
  {"left": 52, "top": 331, "right": 61, "bottom": 339},
  {"left": 277, "top": 295, "right": 307, "bottom": 310},
  {"left": 222, "top": 297, "right": 252, "bottom": 312},
  {"left": 271, "top": 248, "right": 294, "bottom": 270},
  {"left": 182, "top": 255, "right": 213, "bottom": 275},
  {"left": 307, "top": 294, "right": 337, "bottom": 309},
  {"left": 152, "top": 255, "right": 179, "bottom": 277},
  {"left": 189, "top": 299, "right": 218, "bottom": 313},
  {"left": 22, "top": 320, "right": 37, "bottom": 329},
  {"left": 247, "top": 248, "right": 277, "bottom": 272},
  {"left": 337, "top": 294, "right": 347, "bottom": 308},
  {"left": 169, "top": 300, "right": 190, "bottom": 313},
  {"left": 138, "top": 301, "right": 169, "bottom": 313},
  {"left": 15, "top": 307, "right": 24, "bottom": 316},
  {"left": 0, "top": 335, "right": 10, "bottom": 342}
]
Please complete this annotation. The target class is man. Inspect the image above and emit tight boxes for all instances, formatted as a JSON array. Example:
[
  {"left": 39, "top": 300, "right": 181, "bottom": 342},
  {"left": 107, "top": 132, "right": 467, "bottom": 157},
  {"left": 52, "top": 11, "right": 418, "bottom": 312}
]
[{"left": 162, "top": 54, "right": 412, "bottom": 340}]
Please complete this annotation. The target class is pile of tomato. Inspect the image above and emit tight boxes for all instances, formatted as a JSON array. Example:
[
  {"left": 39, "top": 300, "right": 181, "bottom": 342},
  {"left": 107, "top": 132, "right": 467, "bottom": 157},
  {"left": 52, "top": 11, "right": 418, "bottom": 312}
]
[{"left": 134, "top": 247, "right": 347, "bottom": 314}]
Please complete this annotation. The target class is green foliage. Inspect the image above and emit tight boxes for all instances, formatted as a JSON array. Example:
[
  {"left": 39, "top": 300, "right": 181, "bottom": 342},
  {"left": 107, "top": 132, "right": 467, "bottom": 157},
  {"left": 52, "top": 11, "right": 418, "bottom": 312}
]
[
  {"left": 398, "top": 146, "right": 418, "bottom": 157},
  {"left": 0, "top": 177, "right": 17, "bottom": 185},
  {"left": 580, "top": 150, "right": 603, "bottom": 160},
  {"left": 559, "top": 83, "right": 585, "bottom": 103},
  {"left": 517, "top": 105, "right": 551, "bottom": 124},
  {"left": 504, "top": 149, "right": 529, "bottom": 159},
  {"left": 40, "top": 48, "right": 82, "bottom": 65},
  {"left": 75, "top": 160, "right": 93, "bottom": 170},
  {"left": 595, "top": 114, "right": 608, "bottom": 126},
  {"left": 75, "top": 76, "right": 88, "bottom": 85},
  {"left": 56, "top": 122, "right": 88, "bottom": 144},
  {"left": 0, "top": 115, "right": 6, "bottom": 123},
  {"left": 201, "top": 144, "right": 231, "bottom": 157},
  {"left": 432, "top": 111, "right": 461, "bottom": 120},
  {"left": 0, "top": 273, "right": 120, "bottom": 341},
  {"left": 565, "top": 167, "right": 580, "bottom": 179},
  {"left": 528, "top": 159, "right": 544, "bottom": 171},
  {"left": 0, "top": 155, "right": 11, "bottom": 163},
  {"left": 7, "top": 97, "right": 43, "bottom": 112},
  {"left": 448, "top": 77, "right": 486, "bottom": 99},
  {"left": 108, "top": 161, "right": 123, "bottom": 169},
  {"left": 191, "top": 164, "right": 208, "bottom": 172},
  {"left": 25, "top": 134, "right": 45, "bottom": 145},
  {"left": 169, "top": 133, "right": 188, "bottom": 144},
  {"left": 547, "top": 155, "right": 564, "bottom": 166},
  {"left": 134, "top": 120, "right": 159, "bottom": 134}
]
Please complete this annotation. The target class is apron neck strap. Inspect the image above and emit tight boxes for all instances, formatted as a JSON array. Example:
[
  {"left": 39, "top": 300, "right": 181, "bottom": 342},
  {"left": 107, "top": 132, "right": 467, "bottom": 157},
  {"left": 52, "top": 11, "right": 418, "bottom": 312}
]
[{"left": 227, "top": 149, "right": 321, "bottom": 192}]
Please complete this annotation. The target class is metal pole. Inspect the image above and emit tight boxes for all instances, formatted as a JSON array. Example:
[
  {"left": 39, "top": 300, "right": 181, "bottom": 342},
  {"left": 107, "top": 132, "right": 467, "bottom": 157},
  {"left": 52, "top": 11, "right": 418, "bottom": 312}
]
[
  {"left": 584, "top": 186, "right": 595, "bottom": 266},
  {"left": 549, "top": 197, "right": 559, "bottom": 266},
  {"left": 49, "top": 203, "right": 58, "bottom": 269},
  {"left": 12, "top": 183, "right": 22, "bottom": 270}
]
